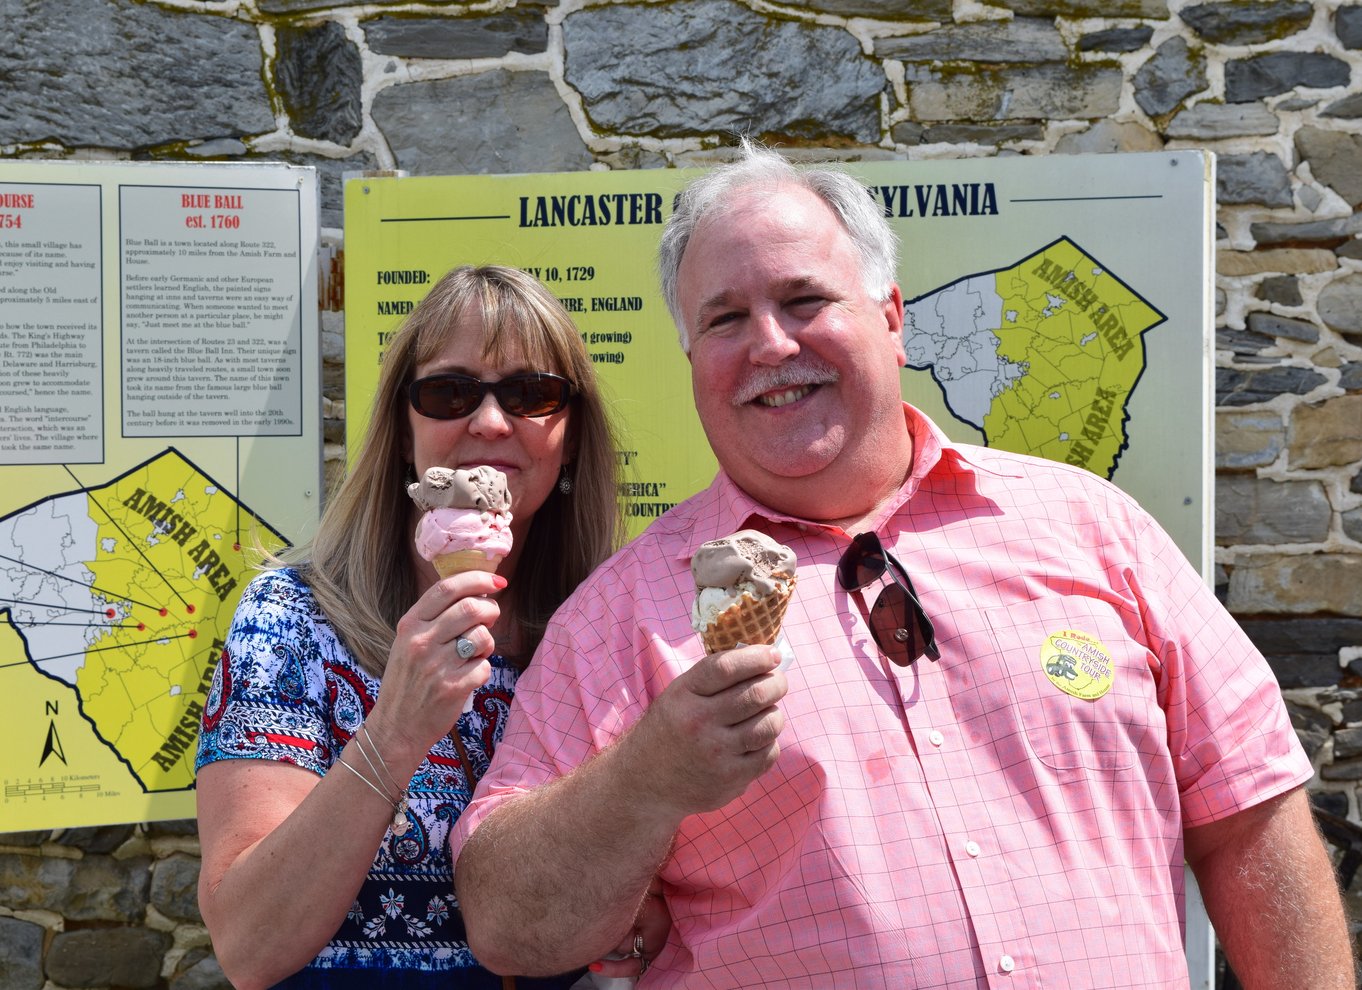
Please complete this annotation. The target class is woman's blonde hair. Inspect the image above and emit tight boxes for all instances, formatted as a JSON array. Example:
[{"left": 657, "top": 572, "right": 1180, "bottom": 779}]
[{"left": 282, "top": 264, "right": 622, "bottom": 675}]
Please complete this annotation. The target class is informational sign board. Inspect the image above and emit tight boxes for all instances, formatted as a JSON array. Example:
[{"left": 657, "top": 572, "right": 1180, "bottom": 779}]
[
  {"left": 344, "top": 153, "right": 1212, "bottom": 574},
  {"left": 0, "top": 160, "right": 321, "bottom": 831}
]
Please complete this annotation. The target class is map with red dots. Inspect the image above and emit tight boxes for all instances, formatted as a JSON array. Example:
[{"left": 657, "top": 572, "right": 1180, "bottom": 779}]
[{"left": 0, "top": 448, "right": 285, "bottom": 821}]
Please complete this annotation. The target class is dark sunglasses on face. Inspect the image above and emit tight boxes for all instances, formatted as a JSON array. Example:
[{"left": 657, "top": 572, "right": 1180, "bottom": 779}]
[
  {"left": 837, "top": 531, "right": 940, "bottom": 666},
  {"left": 408, "top": 372, "right": 574, "bottom": 420}
]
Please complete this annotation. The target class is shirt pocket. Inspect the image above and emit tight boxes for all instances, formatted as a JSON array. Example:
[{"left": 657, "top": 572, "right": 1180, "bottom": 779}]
[{"left": 965, "top": 596, "right": 1160, "bottom": 774}]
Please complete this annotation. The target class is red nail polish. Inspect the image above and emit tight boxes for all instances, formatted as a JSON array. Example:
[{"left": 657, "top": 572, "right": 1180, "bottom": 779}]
[{"left": 588, "top": 963, "right": 603, "bottom": 973}]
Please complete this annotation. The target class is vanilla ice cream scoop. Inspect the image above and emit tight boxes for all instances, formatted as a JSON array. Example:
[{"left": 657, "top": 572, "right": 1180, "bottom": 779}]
[{"left": 691, "top": 530, "right": 797, "bottom": 664}]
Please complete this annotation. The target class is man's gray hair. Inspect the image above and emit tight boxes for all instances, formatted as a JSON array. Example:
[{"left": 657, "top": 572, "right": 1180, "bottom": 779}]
[{"left": 658, "top": 139, "right": 900, "bottom": 352}]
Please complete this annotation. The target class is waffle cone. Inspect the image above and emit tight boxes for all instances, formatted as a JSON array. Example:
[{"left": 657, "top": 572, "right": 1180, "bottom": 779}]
[
  {"left": 433, "top": 549, "right": 503, "bottom": 578},
  {"left": 700, "top": 578, "right": 796, "bottom": 655}
]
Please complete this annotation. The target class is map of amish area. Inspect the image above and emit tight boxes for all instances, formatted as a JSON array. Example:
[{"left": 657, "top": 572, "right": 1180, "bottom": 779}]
[
  {"left": 904, "top": 236, "right": 1166, "bottom": 478},
  {"left": 0, "top": 448, "right": 285, "bottom": 815}
]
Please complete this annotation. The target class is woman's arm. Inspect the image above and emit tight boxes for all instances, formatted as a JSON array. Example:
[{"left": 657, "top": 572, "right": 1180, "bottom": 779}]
[{"left": 198, "top": 569, "right": 504, "bottom": 988}]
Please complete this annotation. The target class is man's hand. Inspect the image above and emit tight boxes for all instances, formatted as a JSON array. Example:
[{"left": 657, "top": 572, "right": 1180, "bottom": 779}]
[{"left": 629, "top": 644, "right": 788, "bottom": 820}]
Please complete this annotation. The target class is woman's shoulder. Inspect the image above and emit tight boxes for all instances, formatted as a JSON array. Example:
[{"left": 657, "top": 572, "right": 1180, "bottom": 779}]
[{"left": 237, "top": 565, "right": 320, "bottom": 614}]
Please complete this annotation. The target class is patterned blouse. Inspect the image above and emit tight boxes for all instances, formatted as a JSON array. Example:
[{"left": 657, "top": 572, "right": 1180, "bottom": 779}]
[{"left": 195, "top": 567, "right": 581, "bottom": 989}]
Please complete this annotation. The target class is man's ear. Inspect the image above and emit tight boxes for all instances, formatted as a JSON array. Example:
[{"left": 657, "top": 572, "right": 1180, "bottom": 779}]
[{"left": 883, "top": 284, "right": 907, "bottom": 368}]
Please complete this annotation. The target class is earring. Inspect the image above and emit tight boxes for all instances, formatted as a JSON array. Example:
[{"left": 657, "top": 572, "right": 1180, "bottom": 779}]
[
  {"left": 557, "top": 466, "right": 573, "bottom": 495},
  {"left": 405, "top": 463, "right": 417, "bottom": 487}
]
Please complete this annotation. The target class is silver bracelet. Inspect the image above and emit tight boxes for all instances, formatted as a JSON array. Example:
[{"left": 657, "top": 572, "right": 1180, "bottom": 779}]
[{"left": 335, "top": 746, "right": 408, "bottom": 833}]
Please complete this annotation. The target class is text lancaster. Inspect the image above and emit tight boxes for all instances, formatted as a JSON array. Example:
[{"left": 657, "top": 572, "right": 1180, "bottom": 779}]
[{"left": 519, "top": 193, "right": 664, "bottom": 228}]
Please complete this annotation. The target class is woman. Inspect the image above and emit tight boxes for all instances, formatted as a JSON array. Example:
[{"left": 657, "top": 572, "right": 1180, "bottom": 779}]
[{"left": 195, "top": 265, "right": 655, "bottom": 988}]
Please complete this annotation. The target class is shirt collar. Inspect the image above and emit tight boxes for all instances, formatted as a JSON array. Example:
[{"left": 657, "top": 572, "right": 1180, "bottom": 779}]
[{"left": 679, "top": 402, "right": 1020, "bottom": 560}]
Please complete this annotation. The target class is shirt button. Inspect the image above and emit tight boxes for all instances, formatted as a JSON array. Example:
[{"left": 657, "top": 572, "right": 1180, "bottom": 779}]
[
  {"left": 999, "top": 955, "right": 1015, "bottom": 973},
  {"left": 928, "top": 730, "right": 944, "bottom": 747},
  {"left": 965, "top": 840, "right": 981, "bottom": 858}
]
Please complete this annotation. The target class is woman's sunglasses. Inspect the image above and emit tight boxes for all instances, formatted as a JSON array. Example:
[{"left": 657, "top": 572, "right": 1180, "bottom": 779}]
[
  {"left": 837, "top": 532, "right": 940, "bottom": 666},
  {"left": 408, "top": 372, "right": 574, "bottom": 420}
]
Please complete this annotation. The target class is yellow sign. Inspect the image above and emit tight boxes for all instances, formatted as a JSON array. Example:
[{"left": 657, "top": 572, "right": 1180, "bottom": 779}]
[
  {"left": 343, "top": 154, "right": 1211, "bottom": 564},
  {"left": 0, "top": 160, "right": 321, "bottom": 831}
]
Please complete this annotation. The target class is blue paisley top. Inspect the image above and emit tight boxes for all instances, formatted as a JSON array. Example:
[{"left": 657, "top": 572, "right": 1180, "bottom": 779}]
[{"left": 195, "top": 567, "right": 581, "bottom": 990}]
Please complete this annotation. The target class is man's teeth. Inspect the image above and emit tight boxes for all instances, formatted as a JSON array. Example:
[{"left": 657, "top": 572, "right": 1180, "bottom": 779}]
[{"left": 759, "top": 385, "right": 812, "bottom": 408}]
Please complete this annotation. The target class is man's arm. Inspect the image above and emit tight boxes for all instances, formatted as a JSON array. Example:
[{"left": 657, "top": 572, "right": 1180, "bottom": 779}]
[
  {"left": 456, "top": 644, "right": 788, "bottom": 975},
  {"left": 1184, "top": 787, "right": 1354, "bottom": 990}
]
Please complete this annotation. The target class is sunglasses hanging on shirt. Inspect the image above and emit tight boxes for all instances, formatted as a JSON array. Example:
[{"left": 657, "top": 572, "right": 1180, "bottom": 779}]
[{"left": 837, "top": 531, "right": 940, "bottom": 666}]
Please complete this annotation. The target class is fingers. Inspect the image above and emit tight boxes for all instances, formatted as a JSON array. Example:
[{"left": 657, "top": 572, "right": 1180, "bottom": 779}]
[{"left": 686, "top": 644, "right": 782, "bottom": 697}]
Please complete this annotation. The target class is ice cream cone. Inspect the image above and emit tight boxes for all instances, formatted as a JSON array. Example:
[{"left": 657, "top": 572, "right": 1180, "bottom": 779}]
[
  {"left": 700, "top": 577, "right": 796, "bottom": 655},
  {"left": 433, "top": 549, "right": 505, "bottom": 578}
]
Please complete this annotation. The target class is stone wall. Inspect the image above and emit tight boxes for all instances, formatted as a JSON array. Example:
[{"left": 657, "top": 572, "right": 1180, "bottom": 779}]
[{"left": 2, "top": 0, "right": 1360, "bottom": 985}]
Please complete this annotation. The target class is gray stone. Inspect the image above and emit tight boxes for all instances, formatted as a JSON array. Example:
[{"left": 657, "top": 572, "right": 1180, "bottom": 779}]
[
  {"left": 146, "top": 818, "right": 199, "bottom": 837},
  {"left": 1077, "top": 26, "right": 1153, "bottom": 52},
  {"left": 151, "top": 852, "right": 202, "bottom": 923},
  {"left": 1295, "top": 126, "right": 1362, "bottom": 207},
  {"left": 1179, "top": 2, "right": 1314, "bottom": 45},
  {"left": 1216, "top": 151, "right": 1293, "bottom": 207},
  {"left": 1228, "top": 553, "right": 1362, "bottom": 614},
  {"left": 1055, "top": 120, "right": 1164, "bottom": 154},
  {"left": 1215, "top": 475, "right": 1331, "bottom": 544},
  {"left": 564, "top": 2, "right": 883, "bottom": 144},
  {"left": 1339, "top": 238, "right": 1362, "bottom": 261},
  {"left": 275, "top": 21, "right": 362, "bottom": 144},
  {"left": 1321, "top": 758, "right": 1362, "bottom": 780},
  {"left": 905, "top": 63, "right": 1122, "bottom": 121},
  {"left": 1244, "top": 311, "right": 1320, "bottom": 343},
  {"left": 1240, "top": 616, "right": 1362, "bottom": 658},
  {"left": 184, "top": 138, "right": 250, "bottom": 157},
  {"left": 1321, "top": 92, "right": 1362, "bottom": 118},
  {"left": 1134, "top": 37, "right": 1209, "bottom": 117},
  {"left": 874, "top": 18, "right": 1065, "bottom": 63},
  {"left": 1336, "top": 726, "right": 1362, "bottom": 760},
  {"left": 1216, "top": 365, "right": 1327, "bottom": 405},
  {"left": 1312, "top": 791, "right": 1351, "bottom": 819},
  {"left": 256, "top": 149, "right": 380, "bottom": 229},
  {"left": 0, "top": 916, "right": 43, "bottom": 990},
  {"left": 1343, "top": 505, "right": 1362, "bottom": 543},
  {"left": 923, "top": 123, "right": 1044, "bottom": 146},
  {"left": 1354, "top": 469, "right": 1362, "bottom": 495},
  {"left": 1256, "top": 275, "right": 1303, "bottom": 306},
  {"left": 55, "top": 824, "right": 135, "bottom": 854},
  {"left": 1251, "top": 214, "right": 1362, "bottom": 246},
  {"left": 365, "top": 11, "right": 548, "bottom": 59},
  {"left": 1165, "top": 102, "right": 1280, "bottom": 139},
  {"left": 891, "top": 120, "right": 927, "bottom": 146},
  {"left": 1217, "top": 325, "right": 1277, "bottom": 359},
  {"left": 170, "top": 953, "right": 231, "bottom": 990},
  {"left": 0, "top": 852, "right": 149, "bottom": 921},
  {"left": 0, "top": 0, "right": 272, "bottom": 147},
  {"left": 373, "top": 72, "right": 593, "bottom": 175},
  {"left": 1340, "top": 362, "right": 1362, "bottom": 391},
  {"left": 47, "top": 928, "right": 172, "bottom": 989},
  {"left": 784, "top": 0, "right": 952, "bottom": 16},
  {"left": 1317, "top": 274, "right": 1362, "bottom": 337},
  {"left": 1265, "top": 653, "right": 1347, "bottom": 688},
  {"left": 1338, "top": 5, "right": 1362, "bottom": 48},
  {"left": 1215, "top": 286, "right": 1227, "bottom": 316},
  {"left": 1001, "top": 0, "right": 1168, "bottom": 14},
  {"left": 1288, "top": 702, "right": 1335, "bottom": 759},
  {"left": 0, "top": 830, "right": 47, "bottom": 846},
  {"left": 1225, "top": 52, "right": 1351, "bottom": 103}
]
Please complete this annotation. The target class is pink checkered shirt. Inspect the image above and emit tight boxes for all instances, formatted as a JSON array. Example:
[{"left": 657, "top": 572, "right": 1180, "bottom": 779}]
[{"left": 452, "top": 404, "right": 1311, "bottom": 989}]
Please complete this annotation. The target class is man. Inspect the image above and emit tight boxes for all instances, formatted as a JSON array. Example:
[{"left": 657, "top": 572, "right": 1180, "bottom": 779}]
[{"left": 453, "top": 143, "right": 1353, "bottom": 987}]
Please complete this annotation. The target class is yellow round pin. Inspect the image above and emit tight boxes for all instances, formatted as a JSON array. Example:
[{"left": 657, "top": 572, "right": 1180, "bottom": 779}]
[{"left": 1040, "top": 629, "right": 1114, "bottom": 701}]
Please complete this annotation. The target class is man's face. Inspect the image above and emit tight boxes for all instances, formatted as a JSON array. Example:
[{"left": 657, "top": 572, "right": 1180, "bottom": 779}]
[{"left": 677, "top": 183, "right": 907, "bottom": 516}]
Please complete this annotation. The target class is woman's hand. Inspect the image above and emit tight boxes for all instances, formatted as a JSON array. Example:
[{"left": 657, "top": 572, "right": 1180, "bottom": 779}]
[
  {"left": 589, "top": 877, "right": 670, "bottom": 979},
  {"left": 364, "top": 570, "right": 506, "bottom": 763}
]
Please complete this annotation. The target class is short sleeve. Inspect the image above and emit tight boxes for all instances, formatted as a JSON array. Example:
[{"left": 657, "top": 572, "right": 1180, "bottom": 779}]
[
  {"left": 195, "top": 568, "right": 349, "bottom": 778},
  {"left": 1128, "top": 512, "right": 1312, "bottom": 825}
]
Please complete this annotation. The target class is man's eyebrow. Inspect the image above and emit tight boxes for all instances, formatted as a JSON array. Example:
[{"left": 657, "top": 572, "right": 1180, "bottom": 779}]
[{"left": 695, "top": 275, "right": 824, "bottom": 318}]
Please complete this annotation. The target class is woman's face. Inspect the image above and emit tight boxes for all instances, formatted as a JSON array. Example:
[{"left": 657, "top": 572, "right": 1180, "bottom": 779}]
[{"left": 404, "top": 309, "right": 574, "bottom": 564}]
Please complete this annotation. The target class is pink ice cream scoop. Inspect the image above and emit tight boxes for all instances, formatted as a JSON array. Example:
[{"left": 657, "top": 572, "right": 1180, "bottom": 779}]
[{"left": 408, "top": 466, "right": 513, "bottom": 576}]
